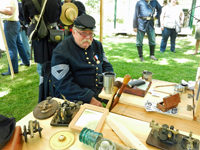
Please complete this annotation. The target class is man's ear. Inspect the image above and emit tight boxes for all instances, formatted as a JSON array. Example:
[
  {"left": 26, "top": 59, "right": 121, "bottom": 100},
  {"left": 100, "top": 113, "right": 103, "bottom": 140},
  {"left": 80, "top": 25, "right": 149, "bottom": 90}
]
[{"left": 72, "top": 29, "right": 76, "bottom": 35}]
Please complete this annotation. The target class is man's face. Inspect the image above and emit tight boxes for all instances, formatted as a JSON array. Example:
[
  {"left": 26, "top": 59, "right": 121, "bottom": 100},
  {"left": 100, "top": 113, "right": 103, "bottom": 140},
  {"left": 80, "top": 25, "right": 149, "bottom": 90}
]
[
  {"left": 171, "top": 0, "right": 177, "bottom": 4},
  {"left": 72, "top": 28, "right": 94, "bottom": 49}
]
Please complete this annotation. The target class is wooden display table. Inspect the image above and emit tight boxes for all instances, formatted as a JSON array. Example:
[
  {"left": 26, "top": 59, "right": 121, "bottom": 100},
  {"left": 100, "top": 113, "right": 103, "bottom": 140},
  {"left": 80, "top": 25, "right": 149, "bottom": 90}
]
[
  {"left": 111, "top": 103, "right": 200, "bottom": 137},
  {"left": 98, "top": 78, "right": 200, "bottom": 140},
  {"left": 16, "top": 111, "right": 200, "bottom": 150},
  {"left": 99, "top": 79, "right": 194, "bottom": 121}
]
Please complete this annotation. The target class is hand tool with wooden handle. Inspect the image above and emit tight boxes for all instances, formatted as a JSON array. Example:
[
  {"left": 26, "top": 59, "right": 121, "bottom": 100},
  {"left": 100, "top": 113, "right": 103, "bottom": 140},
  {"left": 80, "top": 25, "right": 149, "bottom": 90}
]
[
  {"left": 111, "top": 74, "right": 131, "bottom": 109},
  {"left": 106, "top": 81, "right": 122, "bottom": 111}
]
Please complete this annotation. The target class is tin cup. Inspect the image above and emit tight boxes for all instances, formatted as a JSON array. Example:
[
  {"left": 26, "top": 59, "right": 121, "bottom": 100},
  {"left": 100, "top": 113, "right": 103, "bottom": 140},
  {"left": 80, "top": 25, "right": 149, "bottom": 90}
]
[
  {"left": 180, "top": 83, "right": 188, "bottom": 93},
  {"left": 98, "top": 72, "right": 116, "bottom": 94},
  {"left": 142, "top": 70, "right": 153, "bottom": 82},
  {"left": 174, "top": 84, "right": 184, "bottom": 95}
]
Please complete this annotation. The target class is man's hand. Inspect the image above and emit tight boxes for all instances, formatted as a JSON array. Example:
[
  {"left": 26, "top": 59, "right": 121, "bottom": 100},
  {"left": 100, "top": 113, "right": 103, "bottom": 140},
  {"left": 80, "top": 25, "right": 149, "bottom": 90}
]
[
  {"left": 134, "top": 28, "right": 137, "bottom": 32},
  {"left": 90, "top": 97, "right": 103, "bottom": 107}
]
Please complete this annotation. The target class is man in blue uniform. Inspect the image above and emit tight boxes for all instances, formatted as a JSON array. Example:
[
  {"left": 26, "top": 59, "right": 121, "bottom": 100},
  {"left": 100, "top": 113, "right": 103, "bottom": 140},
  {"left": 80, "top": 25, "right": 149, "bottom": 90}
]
[
  {"left": 133, "top": 0, "right": 162, "bottom": 62},
  {"left": 51, "top": 15, "right": 114, "bottom": 107}
]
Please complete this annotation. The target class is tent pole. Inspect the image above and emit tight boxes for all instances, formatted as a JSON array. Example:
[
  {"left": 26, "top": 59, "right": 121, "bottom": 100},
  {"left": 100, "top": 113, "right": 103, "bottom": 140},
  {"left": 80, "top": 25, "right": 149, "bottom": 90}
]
[
  {"left": 0, "top": 17, "right": 14, "bottom": 78},
  {"left": 100, "top": 0, "right": 104, "bottom": 43}
]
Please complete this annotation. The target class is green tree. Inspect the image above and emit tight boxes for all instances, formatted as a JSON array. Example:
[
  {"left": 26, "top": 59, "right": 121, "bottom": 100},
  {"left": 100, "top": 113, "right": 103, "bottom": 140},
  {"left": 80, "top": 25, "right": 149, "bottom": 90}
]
[{"left": 85, "top": 0, "right": 100, "bottom": 14}]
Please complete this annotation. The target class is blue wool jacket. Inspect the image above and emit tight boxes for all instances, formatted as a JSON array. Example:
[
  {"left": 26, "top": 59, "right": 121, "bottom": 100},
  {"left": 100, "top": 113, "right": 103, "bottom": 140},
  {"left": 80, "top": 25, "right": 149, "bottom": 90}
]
[
  {"left": 51, "top": 35, "right": 113, "bottom": 103},
  {"left": 133, "top": 0, "right": 162, "bottom": 32}
]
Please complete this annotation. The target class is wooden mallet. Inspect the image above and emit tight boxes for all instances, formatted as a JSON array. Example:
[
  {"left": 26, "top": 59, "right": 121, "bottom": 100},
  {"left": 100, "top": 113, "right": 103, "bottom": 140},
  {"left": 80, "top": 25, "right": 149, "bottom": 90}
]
[
  {"left": 111, "top": 74, "right": 131, "bottom": 109},
  {"left": 106, "top": 81, "right": 122, "bottom": 111}
]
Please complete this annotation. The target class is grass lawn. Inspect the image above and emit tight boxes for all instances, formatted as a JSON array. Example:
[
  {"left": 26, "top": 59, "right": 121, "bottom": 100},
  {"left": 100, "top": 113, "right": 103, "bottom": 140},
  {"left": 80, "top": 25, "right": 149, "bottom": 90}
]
[{"left": 0, "top": 34, "right": 199, "bottom": 121}]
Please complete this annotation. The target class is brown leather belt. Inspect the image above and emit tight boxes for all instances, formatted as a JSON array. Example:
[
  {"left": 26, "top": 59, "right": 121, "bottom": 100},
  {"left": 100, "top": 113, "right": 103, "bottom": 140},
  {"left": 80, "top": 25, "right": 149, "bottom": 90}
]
[{"left": 139, "top": 17, "right": 153, "bottom": 20}]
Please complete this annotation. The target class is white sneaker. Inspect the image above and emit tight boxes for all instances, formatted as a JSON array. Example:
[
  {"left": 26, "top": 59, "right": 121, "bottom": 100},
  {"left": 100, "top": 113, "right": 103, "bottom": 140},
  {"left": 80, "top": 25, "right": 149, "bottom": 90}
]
[{"left": 150, "top": 55, "right": 158, "bottom": 60}]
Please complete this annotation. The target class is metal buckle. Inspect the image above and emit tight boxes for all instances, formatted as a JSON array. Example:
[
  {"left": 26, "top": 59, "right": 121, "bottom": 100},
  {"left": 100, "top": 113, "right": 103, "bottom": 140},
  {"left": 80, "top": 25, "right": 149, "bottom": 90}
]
[{"left": 146, "top": 17, "right": 151, "bottom": 20}]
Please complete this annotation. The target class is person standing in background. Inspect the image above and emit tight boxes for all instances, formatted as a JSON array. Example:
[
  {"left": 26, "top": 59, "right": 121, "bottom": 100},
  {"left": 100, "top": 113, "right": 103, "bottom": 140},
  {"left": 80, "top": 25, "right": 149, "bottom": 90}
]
[
  {"left": 133, "top": 0, "right": 162, "bottom": 62},
  {"left": 18, "top": 1, "right": 31, "bottom": 61},
  {"left": 193, "top": 15, "right": 200, "bottom": 55},
  {"left": 22, "top": 0, "right": 62, "bottom": 76},
  {"left": 0, "top": 0, "right": 30, "bottom": 76},
  {"left": 160, "top": 0, "right": 184, "bottom": 53}
]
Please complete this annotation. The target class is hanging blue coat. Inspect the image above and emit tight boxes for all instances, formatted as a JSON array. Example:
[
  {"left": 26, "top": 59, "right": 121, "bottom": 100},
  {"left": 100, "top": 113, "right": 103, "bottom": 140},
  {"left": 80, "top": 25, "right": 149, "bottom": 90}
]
[{"left": 22, "top": 0, "right": 62, "bottom": 64}]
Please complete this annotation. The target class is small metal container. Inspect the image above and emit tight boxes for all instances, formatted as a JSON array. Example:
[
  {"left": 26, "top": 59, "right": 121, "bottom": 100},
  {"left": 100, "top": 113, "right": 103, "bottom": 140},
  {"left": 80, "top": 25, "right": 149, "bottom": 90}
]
[
  {"left": 142, "top": 70, "right": 153, "bottom": 82},
  {"left": 180, "top": 83, "right": 188, "bottom": 93},
  {"left": 174, "top": 84, "right": 184, "bottom": 94}
]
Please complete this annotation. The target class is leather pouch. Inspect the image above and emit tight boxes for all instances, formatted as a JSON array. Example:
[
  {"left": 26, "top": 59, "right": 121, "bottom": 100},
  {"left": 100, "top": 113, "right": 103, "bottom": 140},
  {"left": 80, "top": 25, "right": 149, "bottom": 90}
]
[
  {"left": 48, "top": 29, "right": 64, "bottom": 44},
  {"left": 2, "top": 126, "right": 23, "bottom": 150}
]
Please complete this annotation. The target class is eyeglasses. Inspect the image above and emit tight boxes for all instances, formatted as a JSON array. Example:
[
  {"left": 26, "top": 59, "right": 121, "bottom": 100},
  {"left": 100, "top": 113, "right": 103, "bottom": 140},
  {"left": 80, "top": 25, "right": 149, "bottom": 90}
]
[{"left": 75, "top": 29, "right": 95, "bottom": 38}]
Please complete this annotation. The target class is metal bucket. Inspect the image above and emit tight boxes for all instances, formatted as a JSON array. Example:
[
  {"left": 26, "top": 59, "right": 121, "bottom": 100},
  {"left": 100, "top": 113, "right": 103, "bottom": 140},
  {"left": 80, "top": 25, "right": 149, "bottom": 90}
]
[{"left": 142, "top": 70, "right": 153, "bottom": 82}]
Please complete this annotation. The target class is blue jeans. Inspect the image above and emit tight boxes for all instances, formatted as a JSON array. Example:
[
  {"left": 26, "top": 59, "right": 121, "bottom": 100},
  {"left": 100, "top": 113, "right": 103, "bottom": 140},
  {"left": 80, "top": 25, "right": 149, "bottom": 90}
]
[
  {"left": 160, "top": 27, "right": 177, "bottom": 52},
  {"left": 4, "top": 21, "right": 29, "bottom": 73},
  {"left": 136, "top": 28, "right": 156, "bottom": 47},
  {"left": 20, "top": 29, "right": 31, "bottom": 60}
]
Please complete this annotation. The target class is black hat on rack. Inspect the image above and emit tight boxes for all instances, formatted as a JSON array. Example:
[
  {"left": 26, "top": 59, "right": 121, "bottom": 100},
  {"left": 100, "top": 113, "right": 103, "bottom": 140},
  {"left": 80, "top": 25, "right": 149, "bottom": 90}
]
[{"left": 73, "top": 14, "right": 96, "bottom": 31}]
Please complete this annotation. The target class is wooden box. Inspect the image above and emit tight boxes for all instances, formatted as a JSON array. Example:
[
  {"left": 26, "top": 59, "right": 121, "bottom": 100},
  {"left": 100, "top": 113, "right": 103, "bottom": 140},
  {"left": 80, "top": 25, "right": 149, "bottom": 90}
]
[
  {"left": 156, "top": 93, "right": 181, "bottom": 112},
  {"left": 123, "top": 82, "right": 151, "bottom": 97}
]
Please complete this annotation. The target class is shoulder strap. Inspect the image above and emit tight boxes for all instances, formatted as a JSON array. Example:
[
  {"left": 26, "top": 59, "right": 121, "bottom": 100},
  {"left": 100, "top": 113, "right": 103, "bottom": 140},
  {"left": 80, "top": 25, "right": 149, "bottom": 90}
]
[
  {"left": 32, "top": 0, "right": 45, "bottom": 13},
  {"left": 29, "top": 0, "right": 48, "bottom": 41}
]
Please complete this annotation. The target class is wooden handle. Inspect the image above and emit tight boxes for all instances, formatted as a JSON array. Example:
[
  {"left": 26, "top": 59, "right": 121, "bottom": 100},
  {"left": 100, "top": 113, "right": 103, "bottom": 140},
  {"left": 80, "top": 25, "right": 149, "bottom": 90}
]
[
  {"left": 111, "top": 74, "right": 131, "bottom": 109},
  {"left": 106, "top": 86, "right": 119, "bottom": 110},
  {"left": 123, "top": 74, "right": 132, "bottom": 84},
  {"left": 111, "top": 96, "right": 120, "bottom": 109},
  {"left": 118, "top": 74, "right": 131, "bottom": 96},
  {"left": 154, "top": 84, "right": 177, "bottom": 88},
  {"left": 153, "top": 89, "right": 172, "bottom": 95}
]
